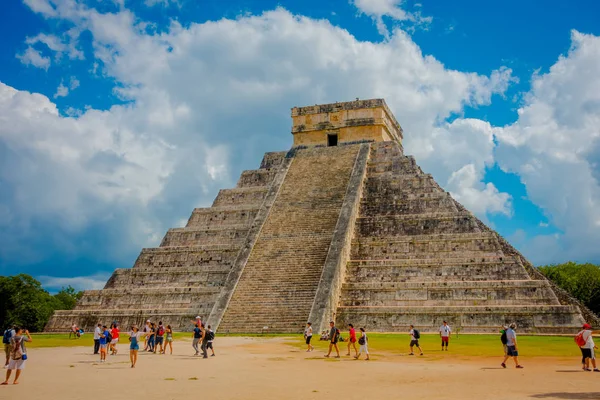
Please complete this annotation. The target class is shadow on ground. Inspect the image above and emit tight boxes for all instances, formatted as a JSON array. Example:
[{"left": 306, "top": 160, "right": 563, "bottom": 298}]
[{"left": 531, "top": 393, "right": 600, "bottom": 399}]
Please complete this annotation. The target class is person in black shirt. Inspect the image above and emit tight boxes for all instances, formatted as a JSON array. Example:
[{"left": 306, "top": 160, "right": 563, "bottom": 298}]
[{"left": 324, "top": 321, "right": 340, "bottom": 358}]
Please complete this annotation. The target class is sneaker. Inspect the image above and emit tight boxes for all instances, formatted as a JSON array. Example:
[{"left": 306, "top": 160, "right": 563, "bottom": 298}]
[
  {"left": 593, "top": 369, "right": 600, "bottom": 372},
  {"left": 409, "top": 353, "right": 414, "bottom": 355},
  {"left": 516, "top": 365, "right": 524, "bottom": 369},
  {"left": 420, "top": 353, "right": 424, "bottom": 356},
  {"left": 501, "top": 363, "right": 506, "bottom": 368},
  {"left": 211, "top": 354, "right": 215, "bottom": 357},
  {"left": 584, "top": 368, "right": 592, "bottom": 371},
  {"left": 203, "top": 356, "right": 208, "bottom": 359}
]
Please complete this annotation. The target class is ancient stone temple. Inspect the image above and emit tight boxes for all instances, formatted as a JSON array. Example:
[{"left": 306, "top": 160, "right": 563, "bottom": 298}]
[{"left": 46, "top": 99, "right": 594, "bottom": 334}]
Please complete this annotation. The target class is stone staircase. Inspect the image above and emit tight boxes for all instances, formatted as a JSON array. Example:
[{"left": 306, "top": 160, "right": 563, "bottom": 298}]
[
  {"left": 45, "top": 152, "right": 288, "bottom": 332},
  {"left": 218, "top": 145, "right": 362, "bottom": 333},
  {"left": 335, "top": 142, "right": 584, "bottom": 333}
]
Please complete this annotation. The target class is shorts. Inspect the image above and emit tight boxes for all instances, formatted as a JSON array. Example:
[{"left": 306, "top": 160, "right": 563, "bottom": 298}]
[
  {"left": 350, "top": 337, "right": 357, "bottom": 343},
  {"left": 305, "top": 336, "right": 312, "bottom": 345},
  {"left": 130, "top": 344, "right": 140, "bottom": 351},
  {"left": 330, "top": 339, "right": 338, "bottom": 345},
  {"left": 581, "top": 348, "right": 595, "bottom": 363},
  {"left": 507, "top": 345, "right": 518, "bottom": 357},
  {"left": 110, "top": 338, "right": 119, "bottom": 345},
  {"left": 100, "top": 344, "right": 107, "bottom": 352},
  {"left": 166, "top": 337, "right": 173, "bottom": 342},
  {"left": 4, "top": 344, "right": 10, "bottom": 357},
  {"left": 7, "top": 358, "right": 26, "bottom": 370},
  {"left": 410, "top": 340, "right": 420, "bottom": 347},
  {"left": 156, "top": 336, "right": 164, "bottom": 344},
  {"left": 206, "top": 342, "right": 213, "bottom": 349},
  {"left": 441, "top": 337, "right": 449, "bottom": 344}
]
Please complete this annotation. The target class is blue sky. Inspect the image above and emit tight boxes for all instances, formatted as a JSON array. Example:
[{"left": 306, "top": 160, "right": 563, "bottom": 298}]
[{"left": 1, "top": 0, "right": 600, "bottom": 292}]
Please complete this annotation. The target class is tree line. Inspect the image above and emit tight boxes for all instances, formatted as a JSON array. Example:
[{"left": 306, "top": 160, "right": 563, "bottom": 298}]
[
  {"left": 1, "top": 262, "right": 599, "bottom": 332},
  {"left": 0, "top": 274, "right": 82, "bottom": 332}
]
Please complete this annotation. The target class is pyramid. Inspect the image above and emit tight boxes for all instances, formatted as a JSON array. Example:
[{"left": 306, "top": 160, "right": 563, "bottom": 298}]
[{"left": 46, "top": 99, "right": 596, "bottom": 334}]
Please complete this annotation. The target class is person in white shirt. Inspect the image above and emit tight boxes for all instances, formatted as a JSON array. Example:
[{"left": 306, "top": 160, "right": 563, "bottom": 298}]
[
  {"left": 304, "top": 322, "right": 314, "bottom": 352},
  {"left": 93, "top": 324, "right": 102, "bottom": 355},
  {"left": 501, "top": 323, "right": 524, "bottom": 369},
  {"left": 439, "top": 321, "right": 451, "bottom": 351},
  {"left": 578, "top": 323, "right": 599, "bottom": 372}
]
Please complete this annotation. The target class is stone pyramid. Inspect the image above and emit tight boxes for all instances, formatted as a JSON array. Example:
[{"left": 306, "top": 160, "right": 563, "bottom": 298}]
[{"left": 46, "top": 99, "right": 595, "bottom": 334}]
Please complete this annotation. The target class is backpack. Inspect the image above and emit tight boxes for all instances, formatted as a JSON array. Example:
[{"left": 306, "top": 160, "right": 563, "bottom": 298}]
[
  {"left": 413, "top": 329, "right": 420, "bottom": 339},
  {"left": 206, "top": 331, "right": 215, "bottom": 341},
  {"left": 11, "top": 337, "right": 23, "bottom": 360},
  {"left": 358, "top": 335, "right": 366, "bottom": 345},
  {"left": 106, "top": 331, "right": 112, "bottom": 342},
  {"left": 2, "top": 329, "right": 11, "bottom": 345},
  {"left": 158, "top": 326, "right": 165, "bottom": 336},
  {"left": 500, "top": 330, "right": 508, "bottom": 345},
  {"left": 575, "top": 331, "right": 587, "bottom": 347}
]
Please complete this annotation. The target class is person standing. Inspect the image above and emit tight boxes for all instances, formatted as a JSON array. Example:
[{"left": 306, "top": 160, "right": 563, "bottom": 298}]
[
  {"left": 99, "top": 325, "right": 109, "bottom": 363},
  {"left": 165, "top": 325, "right": 173, "bottom": 355},
  {"left": 354, "top": 327, "right": 369, "bottom": 360},
  {"left": 143, "top": 320, "right": 151, "bottom": 351},
  {"left": 147, "top": 323, "right": 156, "bottom": 353},
  {"left": 324, "top": 321, "right": 340, "bottom": 358},
  {"left": 192, "top": 324, "right": 202, "bottom": 356},
  {"left": 110, "top": 323, "right": 120, "bottom": 355},
  {"left": 155, "top": 321, "right": 165, "bottom": 354},
  {"left": 2, "top": 327, "right": 32, "bottom": 385},
  {"left": 93, "top": 323, "right": 102, "bottom": 355},
  {"left": 346, "top": 324, "right": 358, "bottom": 357},
  {"left": 578, "top": 323, "right": 599, "bottom": 372},
  {"left": 409, "top": 325, "right": 423, "bottom": 356},
  {"left": 304, "top": 322, "right": 314, "bottom": 352},
  {"left": 501, "top": 323, "right": 524, "bottom": 369},
  {"left": 3, "top": 325, "right": 16, "bottom": 368},
  {"left": 127, "top": 325, "right": 147, "bottom": 368},
  {"left": 439, "top": 321, "right": 451, "bottom": 351}
]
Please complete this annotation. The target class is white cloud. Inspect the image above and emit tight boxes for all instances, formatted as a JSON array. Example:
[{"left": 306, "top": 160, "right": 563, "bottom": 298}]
[
  {"left": 494, "top": 30, "right": 600, "bottom": 263},
  {"left": 16, "top": 46, "right": 50, "bottom": 70},
  {"left": 25, "top": 31, "right": 84, "bottom": 61},
  {"left": 54, "top": 82, "right": 69, "bottom": 98},
  {"left": 39, "top": 273, "right": 111, "bottom": 291},
  {"left": 3, "top": 4, "right": 515, "bottom": 277},
  {"left": 351, "top": 0, "right": 432, "bottom": 37}
]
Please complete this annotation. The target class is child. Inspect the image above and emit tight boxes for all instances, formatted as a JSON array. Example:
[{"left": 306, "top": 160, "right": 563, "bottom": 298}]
[
  {"left": 206, "top": 325, "right": 215, "bottom": 357},
  {"left": 127, "top": 325, "right": 147, "bottom": 368},
  {"left": 354, "top": 327, "right": 369, "bottom": 360},
  {"left": 304, "top": 322, "right": 314, "bottom": 352},
  {"left": 99, "top": 325, "right": 109, "bottom": 362},
  {"left": 164, "top": 325, "right": 173, "bottom": 355}
]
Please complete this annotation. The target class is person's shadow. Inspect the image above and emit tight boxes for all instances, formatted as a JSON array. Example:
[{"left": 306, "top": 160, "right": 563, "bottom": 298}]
[{"left": 530, "top": 393, "right": 600, "bottom": 399}]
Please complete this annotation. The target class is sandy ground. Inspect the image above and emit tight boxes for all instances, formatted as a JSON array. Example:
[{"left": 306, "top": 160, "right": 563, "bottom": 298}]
[{"left": 1, "top": 337, "right": 598, "bottom": 400}]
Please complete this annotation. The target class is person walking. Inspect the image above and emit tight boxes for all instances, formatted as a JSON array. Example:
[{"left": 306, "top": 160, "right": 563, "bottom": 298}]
[
  {"left": 324, "top": 321, "right": 340, "bottom": 358},
  {"left": 409, "top": 325, "right": 423, "bottom": 356},
  {"left": 304, "top": 322, "right": 314, "bottom": 352},
  {"left": 346, "top": 324, "right": 358, "bottom": 357},
  {"left": 439, "top": 321, "right": 451, "bottom": 351},
  {"left": 192, "top": 324, "right": 202, "bottom": 356},
  {"left": 501, "top": 323, "right": 524, "bottom": 369},
  {"left": 206, "top": 325, "right": 215, "bottom": 357},
  {"left": 109, "top": 323, "right": 120, "bottom": 355},
  {"left": 127, "top": 325, "right": 147, "bottom": 368},
  {"left": 3, "top": 325, "right": 16, "bottom": 368},
  {"left": 93, "top": 323, "right": 102, "bottom": 355},
  {"left": 354, "top": 327, "right": 369, "bottom": 360},
  {"left": 2, "top": 327, "right": 32, "bottom": 385},
  {"left": 155, "top": 321, "right": 165, "bottom": 354},
  {"left": 164, "top": 325, "right": 173, "bottom": 355},
  {"left": 578, "top": 323, "right": 599, "bottom": 372},
  {"left": 200, "top": 324, "right": 209, "bottom": 359},
  {"left": 500, "top": 325, "right": 508, "bottom": 357}
]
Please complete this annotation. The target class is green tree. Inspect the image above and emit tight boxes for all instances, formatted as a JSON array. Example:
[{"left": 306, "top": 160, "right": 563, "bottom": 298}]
[
  {"left": 53, "top": 286, "right": 83, "bottom": 310},
  {"left": 538, "top": 262, "right": 600, "bottom": 315}
]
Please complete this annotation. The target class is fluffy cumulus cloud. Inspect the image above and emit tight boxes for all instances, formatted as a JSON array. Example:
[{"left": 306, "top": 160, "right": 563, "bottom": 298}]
[
  {"left": 16, "top": 46, "right": 51, "bottom": 70},
  {"left": 351, "top": 0, "right": 432, "bottom": 37},
  {"left": 0, "top": 0, "right": 543, "bottom": 286},
  {"left": 494, "top": 31, "right": 600, "bottom": 264}
]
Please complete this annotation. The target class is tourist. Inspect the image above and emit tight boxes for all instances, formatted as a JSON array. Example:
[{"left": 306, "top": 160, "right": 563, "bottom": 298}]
[
  {"left": 2, "top": 327, "right": 32, "bottom": 385},
  {"left": 192, "top": 324, "right": 202, "bottom": 356},
  {"left": 155, "top": 321, "right": 165, "bottom": 354},
  {"left": 324, "top": 321, "right": 340, "bottom": 358},
  {"left": 439, "top": 321, "right": 451, "bottom": 351},
  {"left": 93, "top": 323, "right": 102, "bottom": 354},
  {"left": 354, "top": 327, "right": 369, "bottom": 360},
  {"left": 501, "top": 323, "right": 523, "bottom": 369},
  {"left": 3, "top": 325, "right": 16, "bottom": 368},
  {"left": 147, "top": 322, "right": 156, "bottom": 353},
  {"left": 409, "top": 325, "right": 423, "bottom": 356},
  {"left": 99, "top": 325, "right": 109, "bottom": 362},
  {"left": 110, "top": 323, "right": 120, "bottom": 355},
  {"left": 165, "top": 325, "right": 173, "bottom": 355},
  {"left": 304, "top": 322, "right": 314, "bottom": 352},
  {"left": 346, "top": 324, "right": 358, "bottom": 357},
  {"left": 127, "top": 325, "right": 147, "bottom": 368},
  {"left": 143, "top": 320, "right": 151, "bottom": 351},
  {"left": 200, "top": 324, "right": 209, "bottom": 359},
  {"left": 500, "top": 325, "right": 508, "bottom": 357},
  {"left": 206, "top": 325, "right": 215, "bottom": 357},
  {"left": 191, "top": 316, "right": 202, "bottom": 328},
  {"left": 70, "top": 323, "right": 80, "bottom": 339},
  {"left": 578, "top": 323, "right": 599, "bottom": 372}
]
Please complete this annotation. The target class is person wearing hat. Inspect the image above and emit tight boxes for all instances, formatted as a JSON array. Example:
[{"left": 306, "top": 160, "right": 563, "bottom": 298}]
[
  {"left": 578, "top": 323, "right": 599, "bottom": 372},
  {"left": 501, "top": 323, "right": 524, "bottom": 369}
]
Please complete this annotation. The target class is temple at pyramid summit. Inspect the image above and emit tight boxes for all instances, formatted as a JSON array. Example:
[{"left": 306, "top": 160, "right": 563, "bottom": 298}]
[{"left": 46, "top": 99, "right": 596, "bottom": 334}]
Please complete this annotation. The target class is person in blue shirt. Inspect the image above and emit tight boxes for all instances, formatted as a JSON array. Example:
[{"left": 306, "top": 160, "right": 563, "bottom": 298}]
[{"left": 99, "top": 325, "right": 109, "bottom": 363}]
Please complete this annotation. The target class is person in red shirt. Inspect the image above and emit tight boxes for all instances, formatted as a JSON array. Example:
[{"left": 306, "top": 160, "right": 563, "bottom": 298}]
[
  {"left": 346, "top": 324, "right": 358, "bottom": 357},
  {"left": 109, "top": 323, "right": 120, "bottom": 355}
]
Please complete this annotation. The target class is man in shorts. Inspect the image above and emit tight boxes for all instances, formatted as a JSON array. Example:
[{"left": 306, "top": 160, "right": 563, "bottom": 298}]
[
  {"left": 3, "top": 325, "right": 16, "bottom": 368},
  {"left": 501, "top": 323, "right": 523, "bottom": 369},
  {"left": 324, "top": 321, "right": 340, "bottom": 358},
  {"left": 579, "top": 323, "right": 599, "bottom": 371},
  {"left": 439, "top": 321, "right": 451, "bottom": 351},
  {"left": 409, "top": 325, "right": 423, "bottom": 356}
]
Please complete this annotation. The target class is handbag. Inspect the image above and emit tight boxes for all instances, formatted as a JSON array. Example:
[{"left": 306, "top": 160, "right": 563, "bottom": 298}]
[{"left": 21, "top": 354, "right": 28, "bottom": 361}]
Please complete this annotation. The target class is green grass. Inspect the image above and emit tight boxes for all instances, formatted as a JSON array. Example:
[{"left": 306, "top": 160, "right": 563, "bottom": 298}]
[{"left": 26, "top": 332, "right": 582, "bottom": 357}]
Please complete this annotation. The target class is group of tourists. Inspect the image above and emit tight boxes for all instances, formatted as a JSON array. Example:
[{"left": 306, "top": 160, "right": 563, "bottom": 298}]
[{"left": 305, "top": 321, "right": 369, "bottom": 360}]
